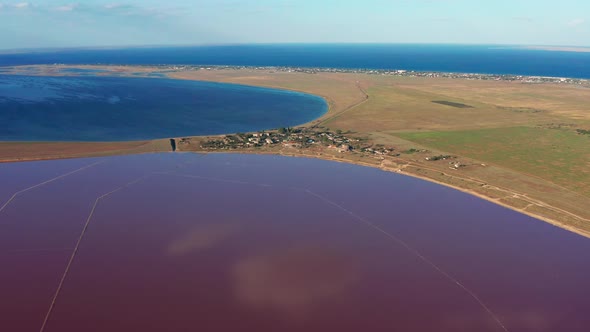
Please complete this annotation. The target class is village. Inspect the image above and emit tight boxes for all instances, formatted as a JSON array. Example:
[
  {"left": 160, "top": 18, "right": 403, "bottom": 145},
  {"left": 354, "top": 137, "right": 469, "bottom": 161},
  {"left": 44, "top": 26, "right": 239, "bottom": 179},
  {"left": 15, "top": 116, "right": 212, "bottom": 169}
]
[
  {"left": 180, "top": 127, "right": 396, "bottom": 156},
  {"left": 177, "top": 127, "right": 468, "bottom": 170}
]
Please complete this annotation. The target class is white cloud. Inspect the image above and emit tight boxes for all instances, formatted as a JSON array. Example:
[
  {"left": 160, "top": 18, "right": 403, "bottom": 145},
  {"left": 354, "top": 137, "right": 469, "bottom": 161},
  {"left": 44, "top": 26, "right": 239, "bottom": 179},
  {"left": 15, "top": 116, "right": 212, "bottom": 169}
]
[
  {"left": 13, "top": 2, "right": 29, "bottom": 9},
  {"left": 104, "top": 4, "right": 129, "bottom": 10},
  {"left": 55, "top": 4, "right": 78, "bottom": 12},
  {"left": 0, "top": 2, "right": 176, "bottom": 18},
  {"left": 102, "top": 3, "right": 142, "bottom": 14},
  {"left": 567, "top": 18, "right": 586, "bottom": 27},
  {"left": 99, "top": 3, "right": 177, "bottom": 18},
  {"left": 512, "top": 17, "right": 534, "bottom": 23}
]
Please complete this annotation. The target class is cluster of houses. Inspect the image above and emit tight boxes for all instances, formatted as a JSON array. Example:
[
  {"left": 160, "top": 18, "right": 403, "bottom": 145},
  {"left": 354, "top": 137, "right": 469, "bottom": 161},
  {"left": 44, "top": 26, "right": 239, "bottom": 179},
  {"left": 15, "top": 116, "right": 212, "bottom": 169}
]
[
  {"left": 179, "top": 128, "right": 471, "bottom": 171},
  {"left": 195, "top": 128, "right": 396, "bottom": 156}
]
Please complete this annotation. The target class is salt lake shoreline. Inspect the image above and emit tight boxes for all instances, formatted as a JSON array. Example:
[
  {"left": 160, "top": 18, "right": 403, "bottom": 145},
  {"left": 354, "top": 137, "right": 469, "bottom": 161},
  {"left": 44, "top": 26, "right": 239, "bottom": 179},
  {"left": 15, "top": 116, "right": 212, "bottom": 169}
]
[
  {"left": 2, "top": 145, "right": 588, "bottom": 240},
  {"left": 192, "top": 149, "right": 590, "bottom": 240},
  {"left": 1, "top": 65, "right": 589, "bottom": 240}
]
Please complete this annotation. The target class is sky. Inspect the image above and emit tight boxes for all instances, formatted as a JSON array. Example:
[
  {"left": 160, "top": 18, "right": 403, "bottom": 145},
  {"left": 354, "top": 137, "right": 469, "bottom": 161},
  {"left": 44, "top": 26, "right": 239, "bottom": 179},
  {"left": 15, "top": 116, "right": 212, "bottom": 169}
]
[{"left": 0, "top": 0, "right": 589, "bottom": 50}]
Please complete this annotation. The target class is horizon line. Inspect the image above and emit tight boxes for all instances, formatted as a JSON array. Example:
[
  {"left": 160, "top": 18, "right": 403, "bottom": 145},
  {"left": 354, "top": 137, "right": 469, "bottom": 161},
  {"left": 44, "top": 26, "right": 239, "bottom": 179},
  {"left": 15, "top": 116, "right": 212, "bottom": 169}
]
[{"left": 2, "top": 42, "right": 590, "bottom": 54}]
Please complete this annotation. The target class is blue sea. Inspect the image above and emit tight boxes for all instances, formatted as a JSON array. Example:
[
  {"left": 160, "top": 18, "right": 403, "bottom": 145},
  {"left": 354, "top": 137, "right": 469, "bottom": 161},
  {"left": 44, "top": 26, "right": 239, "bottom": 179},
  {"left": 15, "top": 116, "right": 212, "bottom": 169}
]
[
  {"left": 2, "top": 44, "right": 589, "bottom": 142},
  {"left": 1, "top": 44, "right": 590, "bottom": 78},
  {"left": 0, "top": 75, "right": 327, "bottom": 141}
]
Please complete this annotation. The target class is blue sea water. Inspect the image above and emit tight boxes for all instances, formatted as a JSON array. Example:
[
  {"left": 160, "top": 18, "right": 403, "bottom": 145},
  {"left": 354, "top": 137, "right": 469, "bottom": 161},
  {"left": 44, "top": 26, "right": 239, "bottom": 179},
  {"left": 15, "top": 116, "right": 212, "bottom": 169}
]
[
  {"left": 0, "top": 75, "right": 327, "bottom": 141},
  {"left": 2, "top": 44, "right": 589, "bottom": 142},
  {"left": 1, "top": 44, "right": 590, "bottom": 78}
]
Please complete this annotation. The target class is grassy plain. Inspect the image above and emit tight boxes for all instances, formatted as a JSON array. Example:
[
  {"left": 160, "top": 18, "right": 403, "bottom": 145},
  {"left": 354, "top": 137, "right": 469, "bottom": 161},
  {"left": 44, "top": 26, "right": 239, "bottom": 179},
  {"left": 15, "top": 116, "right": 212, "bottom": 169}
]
[
  {"left": 397, "top": 127, "right": 590, "bottom": 195},
  {"left": 1, "top": 65, "right": 589, "bottom": 237}
]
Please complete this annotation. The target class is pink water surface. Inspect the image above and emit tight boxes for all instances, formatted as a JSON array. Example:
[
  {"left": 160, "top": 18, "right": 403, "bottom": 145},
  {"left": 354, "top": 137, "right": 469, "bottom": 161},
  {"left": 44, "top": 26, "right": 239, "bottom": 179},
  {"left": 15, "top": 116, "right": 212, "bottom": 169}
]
[{"left": 1, "top": 153, "right": 588, "bottom": 332}]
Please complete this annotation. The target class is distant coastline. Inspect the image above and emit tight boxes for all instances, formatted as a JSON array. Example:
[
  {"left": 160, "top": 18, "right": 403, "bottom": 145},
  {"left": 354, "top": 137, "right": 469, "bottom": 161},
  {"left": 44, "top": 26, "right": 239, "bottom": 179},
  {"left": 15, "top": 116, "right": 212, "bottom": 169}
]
[
  {"left": 518, "top": 45, "right": 590, "bottom": 53},
  {"left": 3, "top": 64, "right": 589, "bottom": 87},
  {"left": 2, "top": 44, "right": 590, "bottom": 79}
]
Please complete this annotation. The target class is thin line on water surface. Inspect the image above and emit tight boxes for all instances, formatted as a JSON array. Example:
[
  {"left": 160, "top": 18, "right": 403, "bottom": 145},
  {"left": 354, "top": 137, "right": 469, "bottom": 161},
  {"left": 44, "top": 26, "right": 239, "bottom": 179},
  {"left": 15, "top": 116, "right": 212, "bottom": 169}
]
[
  {"left": 0, "top": 160, "right": 105, "bottom": 215},
  {"left": 38, "top": 175, "right": 150, "bottom": 332},
  {"left": 303, "top": 188, "right": 510, "bottom": 332},
  {"left": 152, "top": 169, "right": 509, "bottom": 330},
  {"left": 38, "top": 156, "right": 202, "bottom": 332}
]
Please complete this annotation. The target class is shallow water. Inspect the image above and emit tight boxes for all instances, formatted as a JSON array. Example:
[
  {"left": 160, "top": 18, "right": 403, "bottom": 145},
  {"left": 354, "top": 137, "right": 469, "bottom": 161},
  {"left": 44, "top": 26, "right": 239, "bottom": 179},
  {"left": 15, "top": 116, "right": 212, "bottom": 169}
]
[
  {"left": 58, "top": 68, "right": 110, "bottom": 75},
  {"left": 1, "top": 153, "right": 589, "bottom": 332},
  {"left": 0, "top": 75, "right": 327, "bottom": 141}
]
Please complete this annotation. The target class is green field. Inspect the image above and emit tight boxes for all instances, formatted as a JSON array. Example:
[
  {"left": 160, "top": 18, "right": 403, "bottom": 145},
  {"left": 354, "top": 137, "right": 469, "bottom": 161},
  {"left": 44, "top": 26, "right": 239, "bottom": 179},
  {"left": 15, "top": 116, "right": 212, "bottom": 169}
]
[{"left": 397, "top": 126, "right": 590, "bottom": 195}]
